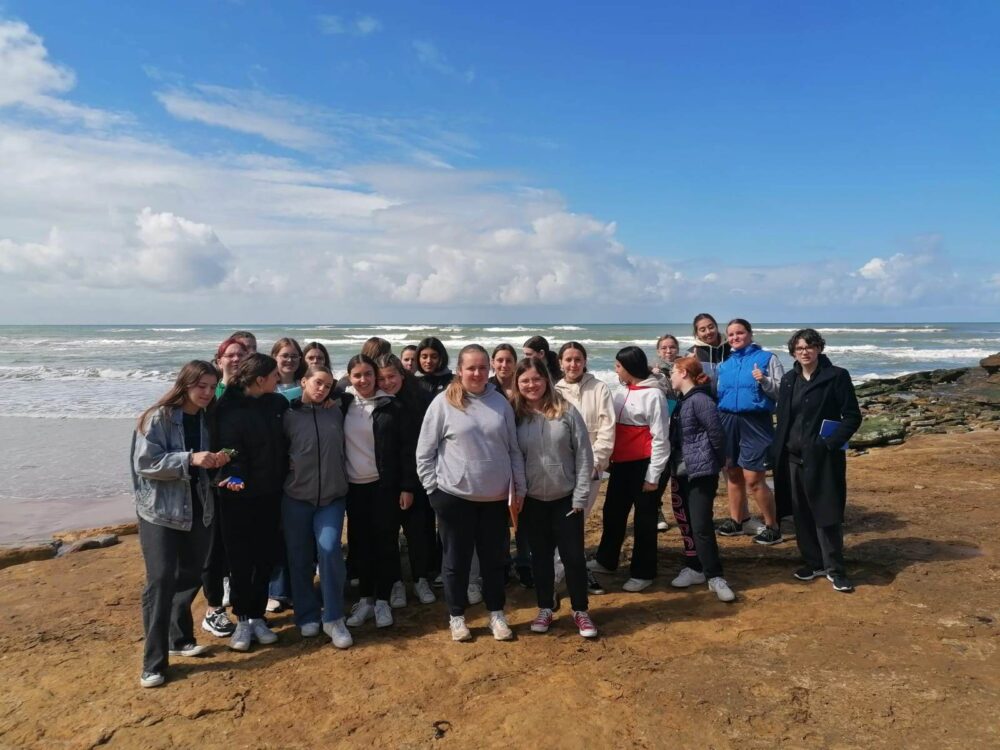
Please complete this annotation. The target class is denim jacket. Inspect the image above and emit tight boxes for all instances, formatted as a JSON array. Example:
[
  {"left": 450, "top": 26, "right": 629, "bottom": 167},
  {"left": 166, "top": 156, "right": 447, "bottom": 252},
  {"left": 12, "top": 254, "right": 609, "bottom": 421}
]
[{"left": 130, "top": 407, "right": 214, "bottom": 530}]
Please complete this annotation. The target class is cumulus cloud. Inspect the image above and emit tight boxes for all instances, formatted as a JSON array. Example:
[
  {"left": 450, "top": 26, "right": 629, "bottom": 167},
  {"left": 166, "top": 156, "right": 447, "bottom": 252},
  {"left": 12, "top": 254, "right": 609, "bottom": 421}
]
[
  {"left": 0, "top": 19, "right": 118, "bottom": 127},
  {"left": 413, "top": 40, "right": 475, "bottom": 83},
  {"left": 318, "top": 14, "right": 382, "bottom": 36}
]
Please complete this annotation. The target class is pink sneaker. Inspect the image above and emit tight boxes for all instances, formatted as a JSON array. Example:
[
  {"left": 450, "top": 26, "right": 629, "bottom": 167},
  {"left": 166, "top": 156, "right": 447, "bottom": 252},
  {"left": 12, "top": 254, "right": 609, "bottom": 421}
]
[
  {"left": 573, "top": 610, "right": 598, "bottom": 638},
  {"left": 530, "top": 608, "right": 554, "bottom": 633}
]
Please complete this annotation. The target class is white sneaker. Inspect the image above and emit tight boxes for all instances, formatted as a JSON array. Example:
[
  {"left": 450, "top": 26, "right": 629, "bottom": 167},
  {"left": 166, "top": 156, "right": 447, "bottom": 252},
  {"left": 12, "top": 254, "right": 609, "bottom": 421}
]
[
  {"left": 374, "top": 599, "right": 393, "bottom": 628},
  {"left": 743, "top": 517, "right": 766, "bottom": 536},
  {"left": 390, "top": 580, "right": 407, "bottom": 609},
  {"left": 623, "top": 578, "right": 653, "bottom": 593},
  {"left": 708, "top": 577, "right": 736, "bottom": 602},
  {"left": 346, "top": 598, "right": 374, "bottom": 627},
  {"left": 467, "top": 582, "right": 483, "bottom": 605},
  {"left": 229, "top": 620, "right": 252, "bottom": 651},
  {"left": 222, "top": 576, "right": 231, "bottom": 608},
  {"left": 249, "top": 618, "right": 278, "bottom": 645},
  {"left": 449, "top": 615, "right": 472, "bottom": 642},
  {"left": 300, "top": 622, "right": 321, "bottom": 638},
  {"left": 586, "top": 559, "right": 614, "bottom": 574},
  {"left": 488, "top": 610, "right": 514, "bottom": 641},
  {"left": 323, "top": 618, "right": 353, "bottom": 649},
  {"left": 414, "top": 578, "right": 436, "bottom": 604},
  {"left": 671, "top": 567, "right": 707, "bottom": 588}
]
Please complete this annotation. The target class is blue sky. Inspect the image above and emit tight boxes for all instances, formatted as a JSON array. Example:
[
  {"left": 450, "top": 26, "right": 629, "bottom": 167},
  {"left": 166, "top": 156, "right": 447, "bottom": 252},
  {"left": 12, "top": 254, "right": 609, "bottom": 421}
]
[{"left": 0, "top": 1, "right": 997, "bottom": 322}]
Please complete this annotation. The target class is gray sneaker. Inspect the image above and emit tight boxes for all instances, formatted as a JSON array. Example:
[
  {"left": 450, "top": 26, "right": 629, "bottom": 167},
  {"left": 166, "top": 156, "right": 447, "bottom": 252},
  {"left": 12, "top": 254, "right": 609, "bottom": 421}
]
[
  {"left": 168, "top": 642, "right": 209, "bottom": 657},
  {"left": 229, "top": 620, "right": 252, "bottom": 652},
  {"left": 249, "top": 618, "right": 278, "bottom": 645},
  {"left": 389, "top": 580, "right": 407, "bottom": 609},
  {"left": 323, "top": 618, "right": 354, "bottom": 649}
]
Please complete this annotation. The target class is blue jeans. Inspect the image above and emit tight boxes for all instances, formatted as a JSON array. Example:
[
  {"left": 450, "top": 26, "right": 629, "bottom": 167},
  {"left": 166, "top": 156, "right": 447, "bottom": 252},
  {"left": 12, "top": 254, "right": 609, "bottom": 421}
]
[{"left": 281, "top": 495, "right": 347, "bottom": 626}]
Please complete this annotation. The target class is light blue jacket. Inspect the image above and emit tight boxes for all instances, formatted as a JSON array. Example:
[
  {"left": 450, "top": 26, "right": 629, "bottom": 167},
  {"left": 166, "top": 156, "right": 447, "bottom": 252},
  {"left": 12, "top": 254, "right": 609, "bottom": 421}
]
[{"left": 130, "top": 407, "right": 214, "bottom": 531}]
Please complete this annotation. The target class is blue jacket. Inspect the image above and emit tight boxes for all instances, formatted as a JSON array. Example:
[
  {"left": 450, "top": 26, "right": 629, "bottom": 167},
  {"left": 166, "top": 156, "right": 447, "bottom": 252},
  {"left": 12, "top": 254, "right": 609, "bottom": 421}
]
[
  {"left": 717, "top": 343, "right": 780, "bottom": 414},
  {"left": 671, "top": 385, "right": 726, "bottom": 479},
  {"left": 131, "top": 407, "right": 214, "bottom": 531}
]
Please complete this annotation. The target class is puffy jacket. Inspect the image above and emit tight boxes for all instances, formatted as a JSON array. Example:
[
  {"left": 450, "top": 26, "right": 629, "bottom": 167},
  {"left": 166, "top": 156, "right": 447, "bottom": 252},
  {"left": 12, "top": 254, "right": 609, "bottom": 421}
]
[
  {"left": 415, "top": 368, "right": 453, "bottom": 397},
  {"left": 717, "top": 343, "right": 783, "bottom": 414},
  {"left": 555, "top": 372, "right": 616, "bottom": 473},
  {"left": 671, "top": 385, "right": 726, "bottom": 479},
  {"left": 131, "top": 407, "right": 214, "bottom": 531},
  {"left": 610, "top": 376, "right": 670, "bottom": 485},
  {"left": 516, "top": 405, "right": 594, "bottom": 508},
  {"left": 283, "top": 399, "right": 349, "bottom": 506},
  {"left": 211, "top": 388, "right": 289, "bottom": 500},
  {"left": 340, "top": 392, "right": 418, "bottom": 494}
]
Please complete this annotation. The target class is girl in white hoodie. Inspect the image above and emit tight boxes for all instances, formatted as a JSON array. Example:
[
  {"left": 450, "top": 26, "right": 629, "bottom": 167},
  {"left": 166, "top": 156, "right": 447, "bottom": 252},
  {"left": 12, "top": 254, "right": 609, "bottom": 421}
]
[{"left": 589, "top": 346, "right": 670, "bottom": 593}]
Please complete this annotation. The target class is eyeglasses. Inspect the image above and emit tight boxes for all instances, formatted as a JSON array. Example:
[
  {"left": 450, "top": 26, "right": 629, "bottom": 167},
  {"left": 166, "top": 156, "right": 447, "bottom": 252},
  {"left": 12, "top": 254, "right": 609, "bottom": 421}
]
[
  {"left": 794, "top": 346, "right": 817, "bottom": 353},
  {"left": 278, "top": 354, "right": 300, "bottom": 361}
]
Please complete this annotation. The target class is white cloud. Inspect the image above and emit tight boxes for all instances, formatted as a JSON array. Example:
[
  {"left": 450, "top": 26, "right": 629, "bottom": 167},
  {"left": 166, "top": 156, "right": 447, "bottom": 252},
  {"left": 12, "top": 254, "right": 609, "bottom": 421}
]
[
  {"left": 0, "top": 19, "right": 119, "bottom": 127},
  {"left": 318, "top": 14, "right": 382, "bottom": 36},
  {"left": 413, "top": 40, "right": 475, "bottom": 83}
]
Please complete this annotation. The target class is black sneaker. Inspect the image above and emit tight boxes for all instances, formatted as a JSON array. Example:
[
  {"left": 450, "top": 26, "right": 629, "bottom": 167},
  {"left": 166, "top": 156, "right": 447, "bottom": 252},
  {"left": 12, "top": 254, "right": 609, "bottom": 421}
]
[
  {"left": 202, "top": 606, "right": 236, "bottom": 637},
  {"left": 793, "top": 567, "right": 825, "bottom": 581},
  {"left": 827, "top": 573, "right": 855, "bottom": 593},
  {"left": 586, "top": 571, "right": 605, "bottom": 595},
  {"left": 753, "top": 526, "right": 784, "bottom": 546},
  {"left": 717, "top": 517, "right": 748, "bottom": 536}
]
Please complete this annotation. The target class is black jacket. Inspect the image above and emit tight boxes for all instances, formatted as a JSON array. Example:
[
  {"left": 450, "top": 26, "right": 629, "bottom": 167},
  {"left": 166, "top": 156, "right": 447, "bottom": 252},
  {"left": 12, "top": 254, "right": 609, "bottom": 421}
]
[
  {"left": 211, "top": 388, "right": 289, "bottom": 500},
  {"left": 340, "top": 393, "right": 418, "bottom": 494},
  {"left": 415, "top": 368, "right": 453, "bottom": 397},
  {"left": 670, "top": 384, "right": 726, "bottom": 479},
  {"left": 773, "top": 355, "right": 862, "bottom": 526}
]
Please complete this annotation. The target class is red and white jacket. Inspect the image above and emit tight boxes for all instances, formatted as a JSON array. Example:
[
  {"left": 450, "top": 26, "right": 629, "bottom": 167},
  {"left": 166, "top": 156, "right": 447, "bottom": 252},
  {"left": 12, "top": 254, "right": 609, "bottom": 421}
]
[{"left": 611, "top": 376, "right": 671, "bottom": 485}]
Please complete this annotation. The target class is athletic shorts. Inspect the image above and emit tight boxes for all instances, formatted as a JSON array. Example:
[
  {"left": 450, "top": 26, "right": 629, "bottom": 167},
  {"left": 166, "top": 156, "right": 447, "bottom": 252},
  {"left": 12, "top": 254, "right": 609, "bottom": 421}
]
[{"left": 719, "top": 411, "right": 774, "bottom": 472}]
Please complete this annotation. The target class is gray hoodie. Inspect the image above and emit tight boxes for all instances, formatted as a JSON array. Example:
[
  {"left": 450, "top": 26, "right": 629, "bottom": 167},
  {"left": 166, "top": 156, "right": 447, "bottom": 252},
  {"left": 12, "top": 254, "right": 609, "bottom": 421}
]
[
  {"left": 416, "top": 383, "right": 527, "bottom": 501},
  {"left": 516, "top": 405, "right": 594, "bottom": 509},
  {"left": 282, "top": 399, "right": 349, "bottom": 506}
]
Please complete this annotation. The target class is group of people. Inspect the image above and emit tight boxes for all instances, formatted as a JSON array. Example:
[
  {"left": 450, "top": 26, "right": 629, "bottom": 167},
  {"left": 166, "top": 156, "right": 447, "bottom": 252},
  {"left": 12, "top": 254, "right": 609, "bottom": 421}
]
[{"left": 131, "top": 316, "right": 862, "bottom": 689}]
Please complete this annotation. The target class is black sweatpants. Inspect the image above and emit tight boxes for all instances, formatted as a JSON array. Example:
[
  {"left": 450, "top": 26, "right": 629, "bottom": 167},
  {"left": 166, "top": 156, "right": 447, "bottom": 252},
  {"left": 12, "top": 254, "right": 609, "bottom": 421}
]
[
  {"left": 788, "top": 460, "right": 846, "bottom": 576},
  {"left": 676, "top": 474, "right": 724, "bottom": 579},
  {"left": 522, "top": 496, "right": 588, "bottom": 612},
  {"left": 429, "top": 490, "right": 508, "bottom": 617},
  {"left": 347, "top": 481, "right": 402, "bottom": 601},
  {"left": 219, "top": 493, "right": 281, "bottom": 619},
  {"left": 669, "top": 475, "right": 701, "bottom": 569},
  {"left": 595, "top": 459, "right": 659, "bottom": 580},
  {"left": 201, "top": 512, "right": 228, "bottom": 608},
  {"left": 139, "top": 513, "right": 213, "bottom": 673}
]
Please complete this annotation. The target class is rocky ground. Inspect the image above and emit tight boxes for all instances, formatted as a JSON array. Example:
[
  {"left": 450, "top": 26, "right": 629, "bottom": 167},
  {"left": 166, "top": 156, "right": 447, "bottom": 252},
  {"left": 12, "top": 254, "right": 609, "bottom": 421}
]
[{"left": 2, "top": 426, "right": 999, "bottom": 748}]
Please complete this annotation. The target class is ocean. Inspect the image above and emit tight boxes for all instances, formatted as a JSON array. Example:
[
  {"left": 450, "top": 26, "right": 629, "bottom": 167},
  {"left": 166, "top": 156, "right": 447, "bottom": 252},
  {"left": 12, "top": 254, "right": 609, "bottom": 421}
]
[{"left": 1, "top": 322, "right": 997, "bottom": 544}]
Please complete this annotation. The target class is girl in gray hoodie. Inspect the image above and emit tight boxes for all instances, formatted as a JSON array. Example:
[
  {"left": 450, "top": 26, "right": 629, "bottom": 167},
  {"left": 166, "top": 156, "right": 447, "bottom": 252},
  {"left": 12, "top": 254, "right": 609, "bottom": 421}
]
[{"left": 512, "top": 358, "right": 598, "bottom": 639}]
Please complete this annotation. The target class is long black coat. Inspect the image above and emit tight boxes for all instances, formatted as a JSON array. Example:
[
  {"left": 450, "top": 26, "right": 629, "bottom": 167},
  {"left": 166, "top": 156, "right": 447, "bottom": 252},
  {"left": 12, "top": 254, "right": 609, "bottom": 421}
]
[{"left": 773, "top": 355, "right": 862, "bottom": 527}]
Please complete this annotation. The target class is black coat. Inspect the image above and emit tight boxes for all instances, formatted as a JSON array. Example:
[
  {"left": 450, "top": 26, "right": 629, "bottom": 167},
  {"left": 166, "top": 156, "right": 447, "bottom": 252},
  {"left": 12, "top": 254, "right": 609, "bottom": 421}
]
[
  {"left": 211, "top": 388, "right": 289, "bottom": 500},
  {"left": 339, "top": 393, "right": 418, "bottom": 494},
  {"left": 773, "top": 355, "right": 862, "bottom": 526},
  {"left": 670, "top": 385, "right": 726, "bottom": 479}
]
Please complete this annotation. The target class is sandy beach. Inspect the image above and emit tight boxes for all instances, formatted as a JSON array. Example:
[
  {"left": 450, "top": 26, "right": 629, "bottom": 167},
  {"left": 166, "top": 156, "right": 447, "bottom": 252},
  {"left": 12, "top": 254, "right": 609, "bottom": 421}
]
[{"left": 1, "top": 430, "right": 998, "bottom": 748}]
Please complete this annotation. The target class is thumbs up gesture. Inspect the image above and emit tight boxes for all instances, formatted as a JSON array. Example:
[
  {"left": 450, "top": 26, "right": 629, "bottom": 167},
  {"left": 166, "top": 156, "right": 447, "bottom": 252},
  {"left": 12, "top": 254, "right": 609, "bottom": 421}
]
[{"left": 751, "top": 362, "right": 764, "bottom": 382}]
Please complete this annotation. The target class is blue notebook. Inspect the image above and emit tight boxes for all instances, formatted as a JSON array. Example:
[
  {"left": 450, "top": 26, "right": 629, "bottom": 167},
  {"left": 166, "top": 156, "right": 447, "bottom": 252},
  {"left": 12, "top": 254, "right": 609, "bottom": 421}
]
[{"left": 820, "top": 419, "right": 849, "bottom": 450}]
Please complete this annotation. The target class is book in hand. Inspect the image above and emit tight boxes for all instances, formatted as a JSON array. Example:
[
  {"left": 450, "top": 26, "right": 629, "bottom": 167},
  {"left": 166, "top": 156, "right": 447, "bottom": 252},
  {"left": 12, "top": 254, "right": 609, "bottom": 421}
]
[{"left": 819, "top": 419, "right": 849, "bottom": 450}]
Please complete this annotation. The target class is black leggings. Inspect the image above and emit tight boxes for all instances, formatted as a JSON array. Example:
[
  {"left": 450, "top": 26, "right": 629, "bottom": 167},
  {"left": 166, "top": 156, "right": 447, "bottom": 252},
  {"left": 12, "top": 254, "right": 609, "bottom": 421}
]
[
  {"left": 219, "top": 493, "right": 281, "bottom": 619},
  {"left": 522, "top": 496, "right": 588, "bottom": 612},
  {"left": 347, "top": 481, "right": 401, "bottom": 601},
  {"left": 676, "top": 474, "right": 723, "bottom": 579},
  {"left": 399, "top": 488, "right": 430, "bottom": 581}
]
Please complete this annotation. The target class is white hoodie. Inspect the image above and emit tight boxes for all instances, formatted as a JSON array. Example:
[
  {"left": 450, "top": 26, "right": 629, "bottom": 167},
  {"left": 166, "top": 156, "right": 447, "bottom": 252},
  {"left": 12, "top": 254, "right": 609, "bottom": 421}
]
[
  {"left": 610, "top": 376, "right": 670, "bottom": 485},
  {"left": 555, "top": 372, "right": 616, "bottom": 473}
]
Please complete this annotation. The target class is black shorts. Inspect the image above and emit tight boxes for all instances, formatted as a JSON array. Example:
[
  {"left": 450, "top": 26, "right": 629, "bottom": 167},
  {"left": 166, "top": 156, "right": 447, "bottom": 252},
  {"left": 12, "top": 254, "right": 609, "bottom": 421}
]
[{"left": 720, "top": 411, "right": 774, "bottom": 472}]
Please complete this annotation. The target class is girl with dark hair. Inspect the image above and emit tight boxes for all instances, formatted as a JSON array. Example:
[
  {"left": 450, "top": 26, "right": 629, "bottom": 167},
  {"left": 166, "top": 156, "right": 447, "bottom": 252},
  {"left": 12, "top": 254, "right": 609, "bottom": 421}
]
[
  {"left": 303, "top": 341, "right": 331, "bottom": 369},
  {"left": 512, "top": 358, "right": 597, "bottom": 638},
  {"left": 212, "top": 353, "right": 290, "bottom": 651},
  {"left": 774, "top": 329, "right": 862, "bottom": 593},
  {"left": 341, "top": 354, "right": 414, "bottom": 629},
  {"left": 281, "top": 366, "right": 353, "bottom": 648},
  {"left": 589, "top": 346, "right": 670, "bottom": 593},
  {"left": 230, "top": 330, "right": 258, "bottom": 354},
  {"left": 667, "top": 356, "right": 735, "bottom": 602},
  {"left": 716, "top": 318, "right": 785, "bottom": 544},
  {"left": 416, "top": 344, "right": 526, "bottom": 642},
  {"left": 523, "top": 335, "right": 563, "bottom": 382},
  {"left": 651, "top": 333, "right": 681, "bottom": 533},
  {"left": 489, "top": 343, "right": 517, "bottom": 399},
  {"left": 415, "top": 336, "right": 453, "bottom": 395},
  {"left": 687, "top": 314, "right": 731, "bottom": 390},
  {"left": 132, "top": 361, "right": 231, "bottom": 688},
  {"left": 555, "top": 341, "right": 615, "bottom": 595},
  {"left": 271, "top": 338, "right": 306, "bottom": 402},
  {"left": 375, "top": 354, "right": 436, "bottom": 606}
]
